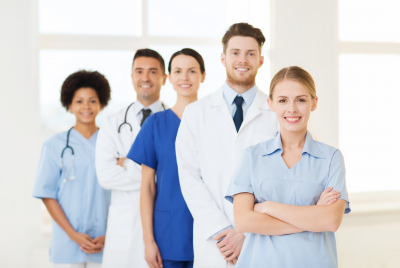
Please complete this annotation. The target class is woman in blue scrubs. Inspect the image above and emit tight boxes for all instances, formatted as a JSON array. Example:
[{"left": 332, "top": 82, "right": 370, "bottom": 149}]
[
  {"left": 33, "top": 70, "right": 112, "bottom": 268},
  {"left": 226, "top": 66, "right": 351, "bottom": 268},
  {"left": 127, "top": 48, "right": 206, "bottom": 268}
]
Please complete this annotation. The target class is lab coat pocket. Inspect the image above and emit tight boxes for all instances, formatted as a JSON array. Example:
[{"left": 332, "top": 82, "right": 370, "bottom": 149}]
[
  {"left": 105, "top": 205, "right": 133, "bottom": 250},
  {"left": 153, "top": 211, "right": 172, "bottom": 256}
]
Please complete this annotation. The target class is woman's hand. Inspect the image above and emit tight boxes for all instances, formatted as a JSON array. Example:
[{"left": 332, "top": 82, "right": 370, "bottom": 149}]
[
  {"left": 144, "top": 240, "right": 163, "bottom": 268},
  {"left": 317, "top": 187, "right": 341, "bottom": 206},
  {"left": 69, "top": 231, "right": 103, "bottom": 254}
]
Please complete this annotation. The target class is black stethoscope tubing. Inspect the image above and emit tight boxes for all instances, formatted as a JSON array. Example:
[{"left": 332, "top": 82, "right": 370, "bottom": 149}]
[
  {"left": 61, "top": 127, "right": 75, "bottom": 182},
  {"left": 118, "top": 102, "right": 166, "bottom": 133}
]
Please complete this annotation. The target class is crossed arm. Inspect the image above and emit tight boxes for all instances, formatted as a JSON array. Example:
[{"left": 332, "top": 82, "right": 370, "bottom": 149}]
[{"left": 234, "top": 188, "right": 346, "bottom": 235}]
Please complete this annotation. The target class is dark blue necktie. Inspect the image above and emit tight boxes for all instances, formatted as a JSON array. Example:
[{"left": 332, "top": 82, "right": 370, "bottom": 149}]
[
  {"left": 233, "top": 96, "right": 244, "bottom": 132},
  {"left": 140, "top": 109, "right": 151, "bottom": 126}
]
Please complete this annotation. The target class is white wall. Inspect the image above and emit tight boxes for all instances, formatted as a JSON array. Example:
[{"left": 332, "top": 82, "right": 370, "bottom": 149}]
[{"left": 0, "top": 0, "right": 45, "bottom": 267}]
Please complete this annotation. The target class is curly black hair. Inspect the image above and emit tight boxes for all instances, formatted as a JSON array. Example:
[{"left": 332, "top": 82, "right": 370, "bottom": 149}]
[{"left": 60, "top": 70, "right": 111, "bottom": 110}]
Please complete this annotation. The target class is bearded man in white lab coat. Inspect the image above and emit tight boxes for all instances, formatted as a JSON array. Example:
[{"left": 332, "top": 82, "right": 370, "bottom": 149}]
[
  {"left": 95, "top": 49, "right": 168, "bottom": 268},
  {"left": 176, "top": 23, "right": 279, "bottom": 267}
]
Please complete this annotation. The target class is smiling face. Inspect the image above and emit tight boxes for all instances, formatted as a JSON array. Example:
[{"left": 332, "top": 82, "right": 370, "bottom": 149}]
[
  {"left": 221, "top": 36, "right": 264, "bottom": 90},
  {"left": 267, "top": 80, "right": 318, "bottom": 133},
  {"left": 168, "top": 55, "right": 205, "bottom": 98},
  {"left": 131, "top": 56, "right": 167, "bottom": 104},
  {"left": 68, "top": 87, "right": 102, "bottom": 124}
]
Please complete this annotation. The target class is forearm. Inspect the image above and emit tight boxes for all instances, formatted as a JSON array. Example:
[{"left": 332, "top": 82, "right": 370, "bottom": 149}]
[
  {"left": 263, "top": 201, "right": 346, "bottom": 232},
  {"left": 140, "top": 166, "right": 157, "bottom": 243},
  {"left": 42, "top": 198, "right": 76, "bottom": 237},
  {"left": 236, "top": 210, "right": 303, "bottom": 236}
]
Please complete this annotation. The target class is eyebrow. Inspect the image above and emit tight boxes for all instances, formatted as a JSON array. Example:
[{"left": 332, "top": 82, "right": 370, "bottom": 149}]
[
  {"left": 134, "top": 67, "right": 159, "bottom": 71},
  {"left": 173, "top": 67, "right": 198, "bottom": 70},
  {"left": 277, "top": 95, "right": 309, "bottom": 98},
  {"left": 229, "top": 48, "right": 258, "bottom": 52}
]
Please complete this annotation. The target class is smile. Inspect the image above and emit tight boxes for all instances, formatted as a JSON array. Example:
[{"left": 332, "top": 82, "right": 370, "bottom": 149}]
[
  {"left": 179, "top": 84, "right": 192, "bottom": 89},
  {"left": 284, "top": 117, "right": 301, "bottom": 124},
  {"left": 140, "top": 85, "right": 152, "bottom": 88},
  {"left": 80, "top": 112, "right": 93, "bottom": 117},
  {"left": 235, "top": 67, "right": 250, "bottom": 72}
]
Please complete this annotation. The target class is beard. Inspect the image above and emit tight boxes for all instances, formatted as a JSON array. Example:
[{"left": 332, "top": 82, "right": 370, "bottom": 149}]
[{"left": 226, "top": 67, "right": 257, "bottom": 88}]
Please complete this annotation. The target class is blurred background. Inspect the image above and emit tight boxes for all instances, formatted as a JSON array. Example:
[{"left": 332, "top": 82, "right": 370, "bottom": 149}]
[{"left": 0, "top": 0, "right": 399, "bottom": 267}]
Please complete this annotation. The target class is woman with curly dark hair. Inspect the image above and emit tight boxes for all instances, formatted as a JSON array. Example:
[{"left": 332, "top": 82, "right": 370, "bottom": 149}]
[{"left": 33, "top": 70, "right": 112, "bottom": 268}]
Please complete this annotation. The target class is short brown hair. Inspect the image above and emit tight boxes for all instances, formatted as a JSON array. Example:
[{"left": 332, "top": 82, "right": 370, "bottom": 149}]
[
  {"left": 222, "top": 23, "right": 266, "bottom": 53},
  {"left": 269, "top": 66, "right": 316, "bottom": 100},
  {"left": 133, "top": 48, "right": 166, "bottom": 74}
]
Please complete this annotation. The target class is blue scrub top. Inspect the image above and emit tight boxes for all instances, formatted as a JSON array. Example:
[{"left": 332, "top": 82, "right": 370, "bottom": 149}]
[
  {"left": 32, "top": 129, "right": 111, "bottom": 264},
  {"left": 127, "top": 109, "right": 194, "bottom": 261},
  {"left": 225, "top": 131, "right": 351, "bottom": 268}
]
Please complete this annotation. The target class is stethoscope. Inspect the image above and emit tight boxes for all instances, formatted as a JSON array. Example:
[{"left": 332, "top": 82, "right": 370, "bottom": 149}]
[
  {"left": 117, "top": 102, "right": 166, "bottom": 133},
  {"left": 61, "top": 127, "right": 75, "bottom": 183}
]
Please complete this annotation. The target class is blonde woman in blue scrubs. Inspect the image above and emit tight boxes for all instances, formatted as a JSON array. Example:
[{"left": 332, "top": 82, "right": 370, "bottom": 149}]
[
  {"left": 33, "top": 70, "right": 111, "bottom": 268},
  {"left": 225, "top": 66, "right": 350, "bottom": 268}
]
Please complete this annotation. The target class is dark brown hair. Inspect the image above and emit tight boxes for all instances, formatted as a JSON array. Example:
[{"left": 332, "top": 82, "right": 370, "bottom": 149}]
[
  {"left": 133, "top": 48, "right": 166, "bottom": 74},
  {"left": 60, "top": 70, "right": 111, "bottom": 110},
  {"left": 269, "top": 66, "right": 316, "bottom": 100},
  {"left": 168, "top": 48, "right": 205, "bottom": 74},
  {"left": 222, "top": 23, "right": 266, "bottom": 53}
]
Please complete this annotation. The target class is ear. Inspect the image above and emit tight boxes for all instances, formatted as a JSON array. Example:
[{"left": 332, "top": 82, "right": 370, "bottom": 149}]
[
  {"left": 258, "top": 55, "right": 265, "bottom": 69},
  {"left": 311, "top": 96, "right": 318, "bottom": 111},
  {"left": 267, "top": 97, "right": 275, "bottom": 112},
  {"left": 221, "top": 53, "right": 226, "bottom": 67},
  {"left": 167, "top": 73, "right": 172, "bottom": 84},
  {"left": 201, "top": 72, "right": 206, "bottom": 83},
  {"left": 162, "top": 74, "right": 168, "bottom": 86},
  {"left": 68, "top": 104, "right": 73, "bottom": 113}
]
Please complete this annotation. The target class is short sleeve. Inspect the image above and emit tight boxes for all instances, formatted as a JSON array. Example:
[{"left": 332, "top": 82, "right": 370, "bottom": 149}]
[
  {"left": 127, "top": 115, "right": 157, "bottom": 170},
  {"left": 225, "top": 147, "right": 253, "bottom": 203},
  {"left": 326, "top": 149, "right": 351, "bottom": 214},
  {"left": 32, "top": 140, "right": 61, "bottom": 199}
]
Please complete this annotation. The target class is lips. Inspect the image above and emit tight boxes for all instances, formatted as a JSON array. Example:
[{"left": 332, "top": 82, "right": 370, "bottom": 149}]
[
  {"left": 179, "top": 84, "right": 191, "bottom": 89},
  {"left": 139, "top": 84, "right": 153, "bottom": 89},
  {"left": 284, "top": 117, "right": 301, "bottom": 124},
  {"left": 235, "top": 66, "right": 250, "bottom": 72},
  {"left": 80, "top": 112, "right": 93, "bottom": 118}
]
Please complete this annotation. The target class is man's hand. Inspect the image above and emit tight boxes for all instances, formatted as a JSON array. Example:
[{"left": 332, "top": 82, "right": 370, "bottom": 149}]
[
  {"left": 317, "top": 187, "right": 341, "bottom": 205},
  {"left": 117, "top": 157, "right": 127, "bottom": 168},
  {"left": 69, "top": 231, "right": 103, "bottom": 254},
  {"left": 214, "top": 228, "right": 245, "bottom": 264},
  {"left": 144, "top": 240, "right": 163, "bottom": 268}
]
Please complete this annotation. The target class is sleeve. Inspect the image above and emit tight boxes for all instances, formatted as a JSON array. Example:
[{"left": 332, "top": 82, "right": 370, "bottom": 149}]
[
  {"left": 225, "top": 147, "right": 253, "bottom": 204},
  {"left": 95, "top": 116, "right": 141, "bottom": 191},
  {"left": 32, "top": 140, "right": 60, "bottom": 199},
  {"left": 325, "top": 149, "right": 351, "bottom": 214},
  {"left": 176, "top": 105, "right": 232, "bottom": 240},
  {"left": 127, "top": 115, "right": 157, "bottom": 170}
]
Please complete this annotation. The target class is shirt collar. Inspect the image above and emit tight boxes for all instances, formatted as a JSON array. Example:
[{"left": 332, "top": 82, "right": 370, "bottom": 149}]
[
  {"left": 222, "top": 82, "right": 258, "bottom": 106},
  {"left": 263, "top": 131, "right": 325, "bottom": 158},
  {"left": 134, "top": 99, "right": 162, "bottom": 116}
]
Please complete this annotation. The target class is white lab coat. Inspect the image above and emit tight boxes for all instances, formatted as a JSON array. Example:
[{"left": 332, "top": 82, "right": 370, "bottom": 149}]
[
  {"left": 95, "top": 102, "right": 166, "bottom": 268},
  {"left": 176, "top": 87, "right": 279, "bottom": 268}
]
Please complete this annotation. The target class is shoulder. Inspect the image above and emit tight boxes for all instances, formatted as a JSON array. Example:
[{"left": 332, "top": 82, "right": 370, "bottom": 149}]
[
  {"left": 245, "top": 138, "right": 275, "bottom": 159},
  {"left": 314, "top": 141, "right": 343, "bottom": 161}
]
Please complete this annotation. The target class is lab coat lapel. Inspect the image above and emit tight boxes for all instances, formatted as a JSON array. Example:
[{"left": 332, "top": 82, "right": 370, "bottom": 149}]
[
  {"left": 209, "top": 87, "right": 237, "bottom": 132},
  {"left": 238, "top": 89, "right": 269, "bottom": 134}
]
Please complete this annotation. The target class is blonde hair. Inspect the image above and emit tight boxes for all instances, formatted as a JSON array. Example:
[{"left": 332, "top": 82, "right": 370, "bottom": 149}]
[{"left": 269, "top": 66, "right": 316, "bottom": 100}]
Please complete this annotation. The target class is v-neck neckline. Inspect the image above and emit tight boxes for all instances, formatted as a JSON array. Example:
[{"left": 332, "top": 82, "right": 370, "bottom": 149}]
[
  {"left": 71, "top": 128, "right": 98, "bottom": 144},
  {"left": 280, "top": 152, "right": 303, "bottom": 171},
  {"left": 168, "top": 109, "right": 181, "bottom": 122}
]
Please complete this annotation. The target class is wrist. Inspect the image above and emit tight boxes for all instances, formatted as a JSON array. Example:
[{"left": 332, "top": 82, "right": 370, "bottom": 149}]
[
  {"left": 67, "top": 229, "right": 77, "bottom": 239},
  {"left": 143, "top": 235, "right": 155, "bottom": 244}
]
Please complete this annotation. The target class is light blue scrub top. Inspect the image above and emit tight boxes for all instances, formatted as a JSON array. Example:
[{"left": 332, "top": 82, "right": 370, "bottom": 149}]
[
  {"left": 32, "top": 129, "right": 111, "bottom": 264},
  {"left": 225, "top": 131, "right": 350, "bottom": 268}
]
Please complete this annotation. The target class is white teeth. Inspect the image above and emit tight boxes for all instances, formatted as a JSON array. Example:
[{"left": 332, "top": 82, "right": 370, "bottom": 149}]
[
  {"left": 236, "top": 68, "right": 248, "bottom": 71},
  {"left": 141, "top": 85, "right": 151, "bottom": 88},
  {"left": 180, "top": 85, "right": 191, "bottom": 88},
  {"left": 286, "top": 117, "right": 300, "bottom": 121}
]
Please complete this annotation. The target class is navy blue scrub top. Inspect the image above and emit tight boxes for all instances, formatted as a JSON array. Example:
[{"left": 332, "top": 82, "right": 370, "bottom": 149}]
[{"left": 127, "top": 109, "right": 194, "bottom": 261}]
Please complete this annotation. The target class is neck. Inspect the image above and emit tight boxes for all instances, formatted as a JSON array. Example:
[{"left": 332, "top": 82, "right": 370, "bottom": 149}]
[
  {"left": 137, "top": 95, "right": 159, "bottom": 108},
  {"left": 226, "top": 79, "right": 255, "bottom": 95},
  {"left": 73, "top": 121, "right": 98, "bottom": 139},
  {"left": 171, "top": 94, "right": 198, "bottom": 119},
  {"left": 280, "top": 127, "right": 308, "bottom": 150}
]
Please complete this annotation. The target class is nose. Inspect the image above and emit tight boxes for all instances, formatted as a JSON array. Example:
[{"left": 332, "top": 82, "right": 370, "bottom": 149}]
[
  {"left": 288, "top": 101, "right": 298, "bottom": 113},
  {"left": 142, "top": 70, "right": 150, "bottom": 82},
  {"left": 181, "top": 72, "right": 189, "bottom": 81},
  {"left": 238, "top": 53, "right": 248, "bottom": 65}
]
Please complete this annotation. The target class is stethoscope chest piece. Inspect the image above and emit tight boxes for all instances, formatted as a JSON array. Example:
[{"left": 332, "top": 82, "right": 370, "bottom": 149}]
[{"left": 61, "top": 127, "right": 75, "bottom": 183}]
